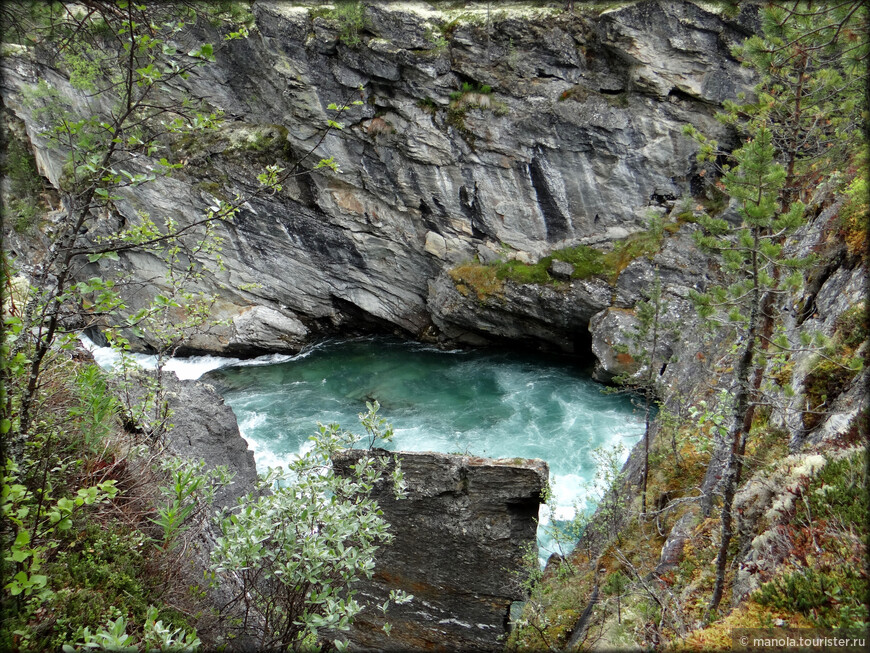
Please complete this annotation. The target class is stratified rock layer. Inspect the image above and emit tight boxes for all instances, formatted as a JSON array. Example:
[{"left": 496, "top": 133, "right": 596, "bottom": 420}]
[
  {"left": 1, "top": 1, "right": 758, "bottom": 356},
  {"left": 332, "top": 450, "right": 548, "bottom": 651}
]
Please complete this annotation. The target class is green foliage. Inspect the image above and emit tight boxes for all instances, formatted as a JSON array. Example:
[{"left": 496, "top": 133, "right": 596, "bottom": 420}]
[
  {"left": 834, "top": 303, "right": 869, "bottom": 350},
  {"left": 2, "top": 468, "right": 203, "bottom": 652},
  {"left": 448, "top": 218, "right": 670, "bottom": 299},
  {"left": 684, "top": 9, "right": 862, "bottom": 606},
  {"left": 67, "top": 365, "right": 120, "bottom": 452},
  {"left": 153, "top": 459, "right": 233, "bottom": 549},
  {"left": 553, "top": 218, "right": 666, "bottom": 283},
  {"left": 509, "top": 542, "right": 575, "bottom": 651},
  {"left": 552, "top": 244, "right": 605, "bottom": 278},
  {"left": 446, "top": 105, "right": 468, "bottom": 133},
  {"left": 838, "top": 173, "right": 869, "bottom": 259},
  {"left": 493, "top": 217, "right": 667, "bottom": 288},
  {"left": 0, "top": 7, "right": 259, "bottom": 650},
  {"left": 689, "top": 124, "right": 809, "bottom": 328},
  {"left": 448, "top": 81, "right": 498, "bottom": 124},
  {"left": 1, "top": 135, "right": 46, "bottom": 234},
  {"left": 2, "top": 135, "right": 42, "bottom": 196},
  {"left": 803, "top": 450, "right": 868, "bottom": 529},
  {"left": 416, "top": 97, "right": 438, "bottom": 115},
  {"left": 204, "top": 0, "right": 256, "bottom": 30},
  {"left": 42, "top": 525, "right": 149, "bottom": 651},
  {"left": 754, "top": 565, "right": 868, "bottom": 630},
  {"left": 423, "top": 26, "right": 449, "bottom": 52},
  {"left": 327, "top": 0, "right": 368, "bottom": 48},
  {"left": 211, "top": 403, "right": 410, "bottom": 650},
  {"left": 448, "top": 262, "right": 503, "bottom": 300},
  {"left": 752, "top": 449, "right": 869, "bottom": 631},
  {"left": 600, "top": 220, "right": 665, "bottom": 280},
  {"left": 0, "top": 361, "right": 221, "bottom": 651},
  {"left": 802, "top": 357, "right": 860, "bottom": 430},
  {"left": 800, "top": 301, "right": 865, "bottom": 430},
  {"left": 721, "top": 2, "right": 868, "bottom": 197},
  {"left": 603, "top": 570, "right": 629, "bottom": 597},
  {"left": 584, "top": 443, "right": 630, "bottom": 547},
  {"left": 495, "top": 258, "right": 552, "bottom": 285},
  {"left": 61, "top": 604, "right": 201, "bottom": 652}
]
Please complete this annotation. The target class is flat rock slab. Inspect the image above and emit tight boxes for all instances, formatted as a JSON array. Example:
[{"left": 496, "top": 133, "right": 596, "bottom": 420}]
[{"left": 333, "top": 450, "right": 548, "bottom": 651}]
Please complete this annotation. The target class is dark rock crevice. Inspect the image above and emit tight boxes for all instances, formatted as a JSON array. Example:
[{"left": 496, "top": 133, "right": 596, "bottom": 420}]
[{"left": 529, "top": 155, "right": 571, "bottom": 243}]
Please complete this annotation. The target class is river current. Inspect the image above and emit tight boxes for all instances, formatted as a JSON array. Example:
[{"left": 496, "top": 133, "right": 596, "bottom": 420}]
[{"left": 83, "top": 336, "right": 645, "bottom": 562}]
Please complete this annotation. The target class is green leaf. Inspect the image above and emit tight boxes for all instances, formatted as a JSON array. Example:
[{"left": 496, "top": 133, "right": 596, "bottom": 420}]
[
  {"left": 11, "top": 549, "right": 30, "bottom": 562},
  {"left": 188, "top": 43, "right": 215, "bottom": 62}
]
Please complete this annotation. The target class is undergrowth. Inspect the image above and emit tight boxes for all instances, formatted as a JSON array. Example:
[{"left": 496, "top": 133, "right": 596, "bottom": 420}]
[{"left": 1, "top": 354, "right": 218, "bottom": 652}]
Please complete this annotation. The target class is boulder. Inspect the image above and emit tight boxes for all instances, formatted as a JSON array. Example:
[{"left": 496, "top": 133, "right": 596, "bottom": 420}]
[
  {"left": 548, "top": 258, "right": 574, "bottom": 280},
  {"left": 228, "top": 305, "right": 308, "bottom": 354},
  {"left": 589, "top": 307, "right": 643, "bottom": 382}
]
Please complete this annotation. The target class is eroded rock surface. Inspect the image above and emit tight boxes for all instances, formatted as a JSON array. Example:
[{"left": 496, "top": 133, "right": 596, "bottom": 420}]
[
  {"left": 1, "top": 1, "right": 757, "bottom": 355},
  {"left": 153, "top": 374, "right": 259, "bottom": 507},
  {"left": 332, "top": 450, "right": 548, "bottom": 651}
]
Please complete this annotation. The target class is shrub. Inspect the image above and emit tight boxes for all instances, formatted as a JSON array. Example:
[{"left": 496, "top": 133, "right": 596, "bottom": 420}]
[
  {"left": 449, "top": 82, "right": 495, "bottom": 111},
  {"left": 316, "top": 0, "right": 367, "bottom": 48},
  {"left": 754, "top": 566, "right": 868, "bottom": 630},
  {"left": 2, "top": 136, "right": 46, "bottom": 234},
  {"left": 210, "top": 404, "right": 411, "bottom": 650},
  {"left": 838, "top": 174, "right": 868, "bottom": 259},
  {"left": 803, "top": 449, "right": 867, "bottom": 528},
  {"left": 417, "top": 97, "right": 438, "bottom": 115},
  {"left": 446, "top": 105, "right": 465, "bottom": 126},
  {"left": 834, "top": 303, "right": 869, "bottom": 350}
]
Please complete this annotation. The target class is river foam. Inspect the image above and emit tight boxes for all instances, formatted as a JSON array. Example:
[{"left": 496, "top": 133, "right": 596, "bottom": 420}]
[{"left": 80, "top": 334, "right": 307, "bottom": 380}]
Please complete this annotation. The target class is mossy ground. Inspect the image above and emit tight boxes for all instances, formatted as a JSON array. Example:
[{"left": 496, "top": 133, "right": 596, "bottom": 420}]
[{"left": 448, "top": 222, "right": 668, "bottom": 300}]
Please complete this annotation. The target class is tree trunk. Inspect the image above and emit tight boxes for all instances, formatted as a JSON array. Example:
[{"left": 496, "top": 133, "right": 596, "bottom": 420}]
[{"left": 708, "top": 244, "right": 762, "bottom": 614}]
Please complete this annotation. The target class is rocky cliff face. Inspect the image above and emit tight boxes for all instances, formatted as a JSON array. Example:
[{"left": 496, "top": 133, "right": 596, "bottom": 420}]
[
  {"left": 1, "top": 0, "right": 758, "bottom": 356},
  {"left": 333, "top": 450, "right": 548, "bottom": 651}
]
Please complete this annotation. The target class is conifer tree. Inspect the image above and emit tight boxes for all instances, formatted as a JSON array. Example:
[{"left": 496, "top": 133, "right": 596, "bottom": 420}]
[
  {"left": 684, "top": 0, "right": 867, "bottom": 614},
  {"left": 689, "top": 123, "right": 809, "bottom": 612}
]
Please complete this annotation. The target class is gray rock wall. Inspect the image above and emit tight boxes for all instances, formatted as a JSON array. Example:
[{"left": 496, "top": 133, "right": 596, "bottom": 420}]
[{"left": 1, "top": 1, "right": 757, "bottom": 356}]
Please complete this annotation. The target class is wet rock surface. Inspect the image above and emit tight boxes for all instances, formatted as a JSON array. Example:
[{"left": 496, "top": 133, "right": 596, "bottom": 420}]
[{"left": 161, "top": 374, "right": 259, "bottom": 507}]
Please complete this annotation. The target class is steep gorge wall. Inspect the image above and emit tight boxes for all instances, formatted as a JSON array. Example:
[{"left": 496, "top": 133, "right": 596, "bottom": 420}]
[{"left": 2, "top": 0, "right": 759, "bottom": 356}]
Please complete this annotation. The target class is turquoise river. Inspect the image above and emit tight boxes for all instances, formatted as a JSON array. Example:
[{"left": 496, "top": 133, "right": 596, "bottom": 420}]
[{"left": 84, "top": 336, "right": 646, "bottom": 562}]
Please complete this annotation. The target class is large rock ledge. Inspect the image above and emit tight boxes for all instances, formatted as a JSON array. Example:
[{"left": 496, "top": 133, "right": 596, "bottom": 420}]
[
  {"left": 2, "top": 0, "right": 757, "bottom": 357},
  {"left": 333, "top": 450, "right": 548, "bottom": 651}
]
